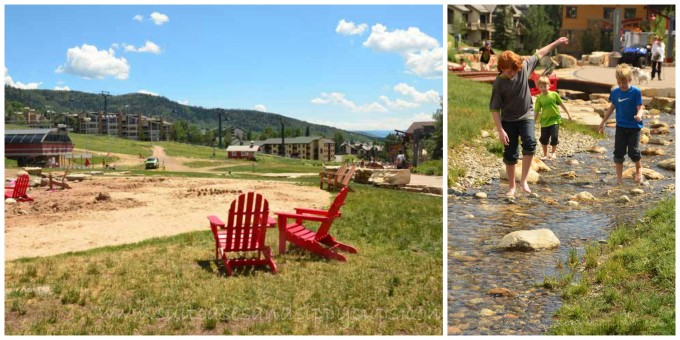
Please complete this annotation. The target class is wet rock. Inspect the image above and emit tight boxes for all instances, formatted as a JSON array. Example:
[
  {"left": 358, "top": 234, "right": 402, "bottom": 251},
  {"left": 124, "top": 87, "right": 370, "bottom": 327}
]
[
  {"left": 529, "top": 193, "right": 540, "bottom": 199},
  {"left": 622, "top": 168, "right": 665, "bottom": 180},
  {"left": 542, "top": 197, "right": 558, "bottom": 206},
  {"left": 648, "top": 137, "right": 669, "bottom": 146},
  {"left": 571, "top": 191, "right": 596, "bottom": 202},
  {"left": 448, "top": 326, "right": 462, "bottom": 335},
  {"left": 640, "top": 134, "right": 650, "bottom": 144},
  {"left": 486, "top": 288, "right": 516, "bottom": 297},
  {"left": 503, "top": 313, "right": 519, "bottom": 319},
  {"left": 649, "top": 120, "right": 669, "bottom": 129},
  {"left": 498, "top": 229, "right": 560, "bottom": 251},
  {"left": 468, "top": 298, "right": 485, "bottom": 305},
  {"left": 617, "top": 195, "right": 631, "bottom": 203},
  {"left": 95, "top": 192, "right": 112, "bottom": 201},
  {"left": 565, "top": 159, "right": 580, "bottom": 165},
  {"left": 658, "top": 159, "right": 675, "bottom": 170},
  {"left": 532, "top": 158, "right": 552, "bottom": 172},
  {"left": 474, "top": 192, "right": 488, "bottom": 199},
  {"left": 630, "top": 188, "right": 644, "bottom": 196},
  {"left": 641, "top": 147, "right": 665, "bottom": 156},
  {"left": 450, "top": 312, "right": 465, "bottom": 319},
  {"left": 651, "top": 127, "right": 670, "bottom": 135},
  {"left": 567, "top": 200, "right": 579, "bottom": 207},
  {"left": 480, "top": 309, "right": 496, "bottom": 317},
  {"left": 559, "top": 171, "right": 577, "bottom": 178},
  {"left": 588, "top": 146, "right": 606, "bottom": 153},
  {"left": 499, "top": 165, "right": 540, "bottom": 184},
  {"left": 464, "top": 214, "right": 475, "bottom": 218},
  {"left": 641, "top": 127, "right": 651, "bottom": 136},
  {"left": 649, "top": 97, "right": 673, "bottom": 110}
]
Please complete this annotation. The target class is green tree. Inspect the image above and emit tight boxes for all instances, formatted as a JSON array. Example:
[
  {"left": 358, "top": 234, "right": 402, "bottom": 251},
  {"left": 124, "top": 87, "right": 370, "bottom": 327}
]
[
  {"left": 424, "top": 101, "right": 443, "bottom": 160},
  {"left": 522, "top": 6, "right": 555, "bottom": 55},
  {"left": 333, "top": 132, "right": 345, "bottom": 153},
  {"left": 581, "top": 29, "right": 597, "bottom": 55},
  {"left": 305, "top": 126, "right": 310, "bottom": 136},
  {"left": 544, "top": 5, "right": 563, "bottom": 41},
  {"left": 493, "top": 6, "right": 516, "bottom": 50}
]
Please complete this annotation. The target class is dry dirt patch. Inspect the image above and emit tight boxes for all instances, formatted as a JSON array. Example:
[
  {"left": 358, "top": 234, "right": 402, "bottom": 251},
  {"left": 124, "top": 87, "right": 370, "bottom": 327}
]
[{"left": 5, "top": 175, "right": 331, "bottom": 261}]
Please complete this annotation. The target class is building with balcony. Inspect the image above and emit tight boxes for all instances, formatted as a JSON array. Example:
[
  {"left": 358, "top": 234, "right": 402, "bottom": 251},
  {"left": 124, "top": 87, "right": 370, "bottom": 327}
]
[{"left": 254, "top": 136, "right": 335, "bottom": 161}]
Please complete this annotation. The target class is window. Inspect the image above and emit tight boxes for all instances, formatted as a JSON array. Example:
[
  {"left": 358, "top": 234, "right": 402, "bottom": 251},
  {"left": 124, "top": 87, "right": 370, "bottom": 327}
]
[
  {"left": 480, "top": 14, "right": 487, "bottom": 23},
  {"left": 624, "top": 8, "right": 636, "bottom": 20},
  {"left": 603, "top": 7, "right": 614, "bottom": 19},
  {"left": 566, "top": 6, "right": 577, "bottom": 19}
]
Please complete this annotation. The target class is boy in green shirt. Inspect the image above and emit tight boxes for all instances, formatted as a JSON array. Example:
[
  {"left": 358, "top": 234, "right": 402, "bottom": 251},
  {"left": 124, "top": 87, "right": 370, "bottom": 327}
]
[{"left": 534, "top": 75, "right": 573, "bottom": 160}]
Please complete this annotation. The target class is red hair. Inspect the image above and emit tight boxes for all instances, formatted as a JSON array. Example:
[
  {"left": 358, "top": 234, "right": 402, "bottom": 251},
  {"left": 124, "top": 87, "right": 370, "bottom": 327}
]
[{"left": 497, "top": 50, "right": 522, "bottom": 72}]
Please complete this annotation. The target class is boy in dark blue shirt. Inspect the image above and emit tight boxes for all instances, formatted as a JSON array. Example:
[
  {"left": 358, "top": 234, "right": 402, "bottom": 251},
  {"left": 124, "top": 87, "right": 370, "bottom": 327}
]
[{"left": 598, "top": 64, "right": 645, "bottom": 184}]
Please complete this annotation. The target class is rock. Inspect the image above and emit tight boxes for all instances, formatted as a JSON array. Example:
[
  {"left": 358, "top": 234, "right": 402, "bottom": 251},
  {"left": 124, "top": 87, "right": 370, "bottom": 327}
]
[
  {"left": 464, "top": 214, "right": 475, "bottom": 218},
  {"left": 89, "top": 171, "right": 104, "bottom": 175},
  {"left": 594, "top": 107, "right": 607, "bottom": 117},
  {"left": 22, "top": 167, "right": 42, "bottom": 175},
  {"left": 367, "top": 169, "right": 411, "bottom": 186},
  {"left": 480, "top": 309, "right": 496, "bottom": 317},
  {"left": 499, "top": 166, "right": 540, "bottom": 184},
  {"left": 588, "top": 146, "right": 606, "bottom": 153},
  {"left": 649, "top": 97, "right": 673, "bottom": 110},
  {"left": 95, "top": 192, "right": 112, "bottom": 201},
  {"left": 641, "top": 127, "right": 651, "bottom": 136},
  {"left": 640, "top": 134, "right": 650, "bottom": 144},
  {"left": 658, "top": 159, "right": 675, "bottom": 170},
  {"left": 29, "top": 179, "right": 42, "bottom": 187},
  {"left": 649, "top": 120, "right": 669, "bottom": 129},
  {"left": 531, "top": 158, "right": 551, "bottom": 172},
  {"left": 589, "top": 93, "right": 609, "bottom": 101},
  {"left": 641, "top": 148, "right": 665, "bottom": 156},
  {"left": 5, "top": 198, "right": 17, "bottom": 204},
  {"left": 617, "top": 195, "right": 631, "bottom": 203},
  {"left": 630, "top": 188, "right": 644, "bottom": 195},
  {"left": 65, "top": 174, "right": 92, "bottom": 181},
  {"left": 503, "top": 314, "right": 519, "bottom": 319},
  {"left": 16, "top": 170, "right": 29, "bottom": 176},
  {"left": 565, "top": 159, "right": 580, "bottom": 165},
  {"left": 571, "top": 191, "right": 596, "bottom": 202},
  {"left": 558, "top": 54, "right": 577, "bottom": 68},
  {"left": 448, "top": 327, "right": 462, "bottom": 335},
  {"left": 648, "top": 137, "right": 669, "bottom": 145},
  {"left": 651, "top": 127, "right": 670, "bottom": 135},
  {"left": 567, "top": 200, "right": 579, "bottom": 207},
  {"left": 40, "top": 178, "right": 49, "bottom": 187},
  {"left": 474, "top": 192, "right": 487, "bottom": 199},
  {"left": 498, "top": 229, "right": 560, "bottom": 251},
  {"left": 486, "top": 288, "right": 517, "bottom": 297},
  {"left": 649, "top": 109, "right": 662, "bottom": 116},
  {"left": 622, "top": 167, "right": 665, "bottom": 180},
  {"left": 559, "top": 171, "right": 577, "bottom": 178},
  {"left": 481, "top": 130, "right": 490, "bottom": 138},
  {"left": 529, "top": 193, "right": 540, "bottom": 199}
]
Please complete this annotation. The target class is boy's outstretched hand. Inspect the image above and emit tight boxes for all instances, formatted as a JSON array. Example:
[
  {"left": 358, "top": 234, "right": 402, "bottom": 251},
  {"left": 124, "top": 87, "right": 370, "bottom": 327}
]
[{"left": 555, "top": 37, "right": 569, "bottom": 46}]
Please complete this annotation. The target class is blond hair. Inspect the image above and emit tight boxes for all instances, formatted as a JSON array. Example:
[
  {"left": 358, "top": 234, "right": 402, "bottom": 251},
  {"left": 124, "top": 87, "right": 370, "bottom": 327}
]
[
  {"left": 497, "top": 50, "right": 522, "bottom": 72},
  {"left": 537, "top": 76, "right": 551, "bottom": 86},
  {"left": 615, "top": 64, "right": 633, "bottom": 82}
]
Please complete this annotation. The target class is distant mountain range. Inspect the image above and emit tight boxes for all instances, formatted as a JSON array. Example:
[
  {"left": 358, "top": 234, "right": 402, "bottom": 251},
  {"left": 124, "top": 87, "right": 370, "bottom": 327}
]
[
  {"left": 352, "top": 130, "right": 394, "bottom": 138},
  {"left": 4, "top": 86, "right": 374, "bottom": 142}
]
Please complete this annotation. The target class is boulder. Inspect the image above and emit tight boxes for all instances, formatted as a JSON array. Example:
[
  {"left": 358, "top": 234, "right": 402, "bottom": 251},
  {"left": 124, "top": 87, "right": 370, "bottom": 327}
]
[
  {"left": 65, "top": 174, "right": 92, "bottom": 181},
  {"left": 368, "top": 169, "right": 411, "bottom": 186},
  {"left": 531, "top": 158, "right": 551, "bottom": 172},
  {"left": 622, "top": 167, "right": 665, "bottom": 180},
  {"left": 571, "top": 191, "right": 596, "bottom": 202},
  {"left": 557, "top": 54, "right": 577, "bottom": 68},
  {"left": 648, "top": 137, "right": 669, "bottom": 146},
  {"left": 640, "top": 134, "right": 650, "bottom": 144},
  {"left": 657, "top": 159, "right": 675, "bottom": 170},
  {"left": 499, "top": 164, "right": 540, "bottom": 184},
  {"left": 617, "top": 195, "right": 631, "bottom": 203},
  {"left": 588, "top": 146, "right": 606, "bottom": 153},
  {"left": 641, "top": 148, "right": 665, "bottom": 156},
  {"left": 498, "top": 229, "right": 560, "bottom": 251},
  {"left": 651, "top": 127, "right": 670, "bottom": 135},
  {"left": 649, "top": 97, "right": 674, "bottom": 110},
  {"left": 641, "top": 127, "right": 651, "bottom": 136},
  {"left": 23, "top": 167, "right": 42, "bottom": 176},
  {"left": 474, "top": 192, "right": 487, "bottom": 199},
  {"left": 589, "top": 93, "right": 609, "bottom": 101}
]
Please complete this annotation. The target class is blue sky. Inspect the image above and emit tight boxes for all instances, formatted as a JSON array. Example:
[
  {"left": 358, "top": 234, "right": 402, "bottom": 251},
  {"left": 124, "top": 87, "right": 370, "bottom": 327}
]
[{"left": 5, "top": 5, "right": 443, "bottom": 131}]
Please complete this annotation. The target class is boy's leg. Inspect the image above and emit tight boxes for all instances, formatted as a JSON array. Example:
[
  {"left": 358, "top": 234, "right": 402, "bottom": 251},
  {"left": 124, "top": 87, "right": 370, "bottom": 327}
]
[
  {"left": 539, "top": 127, "right": 550, "bottom": 157},
  {"left": 502, "top": 121, "right": 520, "bottom": 196},
  {"left": 519, "top": 119, "right": 537, "bottom": 193},
  {"left": 613, "top": 127, "right": 627, "bottom": 184},
  {"left": 627, "top": 128, "right": 643, "bottom": 182},
  {"left": 550, "top": 125, "right": 559, "bottom": 158}
]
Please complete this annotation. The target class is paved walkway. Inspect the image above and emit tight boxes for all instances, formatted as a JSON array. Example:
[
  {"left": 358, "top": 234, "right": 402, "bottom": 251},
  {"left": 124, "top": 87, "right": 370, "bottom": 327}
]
[{"left": 554, "top": 65, "right": 675, "bottom": 89}]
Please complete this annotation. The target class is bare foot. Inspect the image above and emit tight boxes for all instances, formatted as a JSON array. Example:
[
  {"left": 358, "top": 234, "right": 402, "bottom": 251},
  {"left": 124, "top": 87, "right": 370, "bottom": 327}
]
[
  {"left": 634, "top": 173, "right": 642, "bottom": 183},
  {"left": 520, "top": 181, "right": 531, "bottom": 193},
  {"left": 506, "top": 187, "right": 516, "bottom": 197}
]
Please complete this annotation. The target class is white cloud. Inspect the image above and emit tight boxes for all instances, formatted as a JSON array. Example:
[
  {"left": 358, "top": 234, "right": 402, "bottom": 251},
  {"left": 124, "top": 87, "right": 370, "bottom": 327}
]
[
  {"left": 379, "top": 95, "right": 419, "bottom": 110},
  {"left": 54, "top": 86, "right": 71, "bottom": 91},
  {"left": 361, "top": 23, "right": 442, "bottom": 79},
  {"left": 5, "top": 67, "right": 42, "bottom": 89},
  {"left": 133, "top": 14, "right": 144, "bottom": 22},
  {"left": 253, "top": 104, "right": 267, "bottom": 112},
  {"left": 150, "top": 12, "right": 169, "bottom": 26},
  {"left": 179, "top": 99, "right": 189, "bottom": 105},
  {"left": 55, "top": 44, "right": 130, "bottom": 80},
  {"left": 111, "top": 43, "right": 120, "bottom": 49},
  {"left": 393, "top": 83, "right": 440, "bottom": 103},
  {"left": 123, "top": 41, "right": 162, "bottom": 54},
  {"left": 311, "top": 92, "right": 386, "bottom": 113},
  {"left": 335, "top": 19, "right": 368, "bottom": 36},
  {"left": 138, "top": 89, "right": 159, "bottom": 96}
]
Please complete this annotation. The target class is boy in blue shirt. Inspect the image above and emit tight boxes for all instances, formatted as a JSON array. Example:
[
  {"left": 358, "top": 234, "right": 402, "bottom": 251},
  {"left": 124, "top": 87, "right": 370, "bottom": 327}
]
[{"left": 598, "top": 64, "right": 644, "bottom": 184}]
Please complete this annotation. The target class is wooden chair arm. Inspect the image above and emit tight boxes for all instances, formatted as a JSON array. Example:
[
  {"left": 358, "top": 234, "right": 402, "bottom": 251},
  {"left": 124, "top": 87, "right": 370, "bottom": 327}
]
[
  {"left": 294, "top": 207, "right": 330, "bottom": 216},
  {"left": 207, "top": 215, "right": 225, "bottom": 228},
  {"left": 275, "top": 212, "right": 329, "bottom": 223}
]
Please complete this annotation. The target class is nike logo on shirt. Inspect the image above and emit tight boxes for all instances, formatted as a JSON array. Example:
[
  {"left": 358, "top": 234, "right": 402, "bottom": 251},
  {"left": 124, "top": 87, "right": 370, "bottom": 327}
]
[{"left": 618, "top": 98, "right": 630, "bottom": 102}]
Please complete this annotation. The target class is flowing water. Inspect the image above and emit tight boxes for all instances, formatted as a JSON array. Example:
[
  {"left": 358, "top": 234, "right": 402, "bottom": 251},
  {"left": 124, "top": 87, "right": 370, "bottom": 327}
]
[{"left": 448, "top": 113, "right": 675, "bottom": 335}]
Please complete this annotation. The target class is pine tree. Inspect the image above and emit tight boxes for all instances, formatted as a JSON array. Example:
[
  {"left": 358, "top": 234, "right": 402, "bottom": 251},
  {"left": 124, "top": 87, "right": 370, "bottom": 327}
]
[{"left": 493, "top": 6, "right": 516, "bottom": 50}]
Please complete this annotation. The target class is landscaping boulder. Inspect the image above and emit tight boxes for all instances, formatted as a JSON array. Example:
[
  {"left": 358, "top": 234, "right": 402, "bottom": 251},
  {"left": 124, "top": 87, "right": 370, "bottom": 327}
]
[
  {"left": 622, "top": 167, "right": 665, "bottom": 180},
  {"left": 648, "top": 97, "right": 674, "bottom": 111},
  {"left": 499, "top": 164, "right": 540, "bottom": 184},
  {"left": 498, "top": 229, "right": 560, "bottom": 251},
  {"left": 65, "top": 174, "right": 92, "bottom": 181},
  {"left": 23, "top": 167, "right": 42, "bottom": 176},
  {"left": 648, "top": 137, "right": 669, "bottom": 146},
  {"left": 557, "top": 54, "right": 577, "bottom": 68},
  {"left": 640, "top": 134, "right": 650, "bottom": 144},
  {"left": 641, "top": 148, "right": 665, "bottom": 156},
  {"left": 657, "top": 159, "right": 675, "bottom": 171},
  {"left": 368, "top": 169, "right": 411, "bottom": 186}
]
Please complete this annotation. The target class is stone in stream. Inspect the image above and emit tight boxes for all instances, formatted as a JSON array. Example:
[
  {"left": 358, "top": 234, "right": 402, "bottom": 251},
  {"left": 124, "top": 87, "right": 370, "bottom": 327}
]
[
  {"left": 486, "top": 288, "right": 517, "bottom": 297},
  {"left": 649, "top": 120, "right": 669, "bottom": 129},
  {"left": 648, "top": 137, "right": 670, "bottom": 146},
  {"left": 529, "top": 193, "right": 540, "bottom": 199},
  {"left": 499, "top": 166, "right": 540, "bottom": 184},
  {"left": 567, "top": 200, "right": 579, "bottom": 207},
  {"left": 559, "top": 171, "right": 577, "bottom": 178},
  {"left": 565, "top": 159, "right": 580, "bottom": 166},
  {"left": 571, "top": 191, "right": 596, "bottom": 202},
  {"left": 587, "top": 146, "right": 606, "bottom": 154},
  {"left": 640, "top": 134, "right": 650, "bottom": 144},
  {"left": 641, "top": 127, "right": 651, "bottom": 136},
  {"left": 630, "top": 188, "right": 644, "bottom": 196},
  {"left": 474, "top": 192, "right": 487, "bottom": 199},
  {"left": 498, "top": 229, "right": 560, "bottom": 251},
  {"left": 479, "top": 309, "right": 496, "bottom": 317},
  {"left": 658, "top": 159, "right": 675, "bottom": 170},
  {"left": 464, "top": 214, "right": 475, "bottom": 218},
  {"left": 448, "top": 327, "right": 462, "bottom": 335},
  {"left": 651, "top": 127, "right": 670, "bottom": 135},
  {"left": 641, "top": 148, "right": 665, "bottom": 156},
  {"left": 617, "top": 195, "right": 631, "bottom": 203},
  {"left": 622, "top": 168, "right": 665, "bottom": 180}
]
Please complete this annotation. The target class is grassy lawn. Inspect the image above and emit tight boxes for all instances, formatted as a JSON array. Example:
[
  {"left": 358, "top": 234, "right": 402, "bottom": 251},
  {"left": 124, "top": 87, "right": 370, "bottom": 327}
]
[
  {"left": 4, "top": 184, "right": 442, "bottom": 335},
  {"left": 156, "top": 141, "right": 218, "bottom": 160},
  {"left": 447, "top": 74, "right": 496, "bottom": 149},
  {"left": 549, "top": 198, "right": 675, "bottom": 335},
  {"left": 214, "top": 155, "right": 328, "bottom": 174},
  {"left": 68, "top": 134, "right": 153, "bottom": 157},
  {"left": 411, "top": 160, "right": 443, "bottom": 176}
]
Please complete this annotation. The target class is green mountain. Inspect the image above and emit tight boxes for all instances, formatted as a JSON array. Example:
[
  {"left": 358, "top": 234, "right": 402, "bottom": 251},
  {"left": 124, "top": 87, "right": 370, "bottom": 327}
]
[{"left": 4, "top": 86, "right": 374, "bottom": 142}]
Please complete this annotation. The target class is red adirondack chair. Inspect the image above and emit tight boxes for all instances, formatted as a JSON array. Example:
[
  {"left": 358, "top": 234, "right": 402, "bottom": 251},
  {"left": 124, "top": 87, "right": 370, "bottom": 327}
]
[
  {"left": 5, "top": 174, "right": 33, "bottom": 202},
  {"left": 207, "top": 192, "right": 277, "bottom": 275},
  {"left": 276, "top": 186, "right": 357, "bottom": 262}
]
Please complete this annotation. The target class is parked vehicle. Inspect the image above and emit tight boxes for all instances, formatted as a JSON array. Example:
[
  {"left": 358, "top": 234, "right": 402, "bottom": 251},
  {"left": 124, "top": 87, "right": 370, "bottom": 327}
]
[
  {"left": 145, "top": 157, "right": 159, "bottom": 169},
  {"left": 619, "top": 31, "right": 654, "bottom": 68}
]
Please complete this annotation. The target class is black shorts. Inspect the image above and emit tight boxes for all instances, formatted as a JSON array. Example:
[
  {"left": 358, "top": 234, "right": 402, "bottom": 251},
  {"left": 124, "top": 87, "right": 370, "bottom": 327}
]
[
  {"left": 501, "top": 119, "right": 536, "bottom": 165},
  {"left": 539, "top": 125, "right": 559, "bottom": 146},
  {"left": 613, "top": 127, "right": 641, "bottom": 164}
]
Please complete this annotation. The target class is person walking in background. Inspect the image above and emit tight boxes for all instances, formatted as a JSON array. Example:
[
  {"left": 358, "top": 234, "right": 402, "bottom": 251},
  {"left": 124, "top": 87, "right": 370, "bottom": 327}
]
[
  {"left": 479, "top": 41, "right": 495, "bottom": 71},
  {"left": 651, "top": 36, "right": 665, "bottom": 81},
  {"left": 490, "top": 37, "right": 569, "bottom": 196}
]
